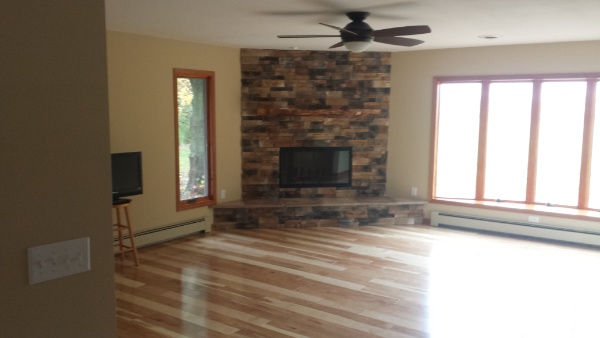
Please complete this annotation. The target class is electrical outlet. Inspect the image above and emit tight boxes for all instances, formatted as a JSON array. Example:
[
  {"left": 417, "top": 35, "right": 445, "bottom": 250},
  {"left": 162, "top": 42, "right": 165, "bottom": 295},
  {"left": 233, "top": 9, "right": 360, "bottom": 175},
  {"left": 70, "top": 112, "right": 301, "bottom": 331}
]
[
  {"left": 528, "top": 216, "right": 540, "bottom": 223},
  {"left": 410, "top": 187, "right": 418, "bottom": 197},
  {"left": 28, "top": 237, "right": 90, "bottom": 285},
  {"left": 220, "top": 189, "right": 226, "bottom": 199}
]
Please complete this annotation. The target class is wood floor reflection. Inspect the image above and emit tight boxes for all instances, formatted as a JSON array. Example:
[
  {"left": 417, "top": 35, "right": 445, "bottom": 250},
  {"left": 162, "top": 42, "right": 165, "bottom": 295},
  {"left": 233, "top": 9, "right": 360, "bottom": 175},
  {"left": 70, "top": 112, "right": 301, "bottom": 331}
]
[{"left": 115, "top": 225, "right": 600, "bottom": 337}]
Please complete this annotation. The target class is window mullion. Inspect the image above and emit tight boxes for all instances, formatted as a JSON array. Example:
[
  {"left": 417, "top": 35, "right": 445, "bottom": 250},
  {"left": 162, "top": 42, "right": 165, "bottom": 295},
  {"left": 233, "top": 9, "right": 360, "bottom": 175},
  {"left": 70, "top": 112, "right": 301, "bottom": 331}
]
[
  {"left": 526, "top": 81, "right": 542, "bottom": 204},
  {"left": 430, "top": 80, "right": 442, "bottom": 200},
  {"left": 578, "top": 80, "right": 597, "bottom": 209},
  {"left": 475, "top": 81, "right": 490, "bottom": 200}
]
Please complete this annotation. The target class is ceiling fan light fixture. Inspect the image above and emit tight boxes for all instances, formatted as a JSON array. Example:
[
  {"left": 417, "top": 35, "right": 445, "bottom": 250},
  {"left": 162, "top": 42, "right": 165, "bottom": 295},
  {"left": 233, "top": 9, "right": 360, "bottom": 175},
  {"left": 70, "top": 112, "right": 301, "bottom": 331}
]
[
  {"left": 344, "top": 40, "right": 372, "bottom": 52},
  {"left": 277, "top": 11, "right": 430, "bottom": 51}
]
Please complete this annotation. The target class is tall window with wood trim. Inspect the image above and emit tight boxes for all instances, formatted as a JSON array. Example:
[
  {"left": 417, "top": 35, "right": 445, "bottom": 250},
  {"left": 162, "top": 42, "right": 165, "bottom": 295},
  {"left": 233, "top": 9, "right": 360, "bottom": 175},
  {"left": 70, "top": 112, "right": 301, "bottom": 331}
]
[
  {"left": 173, "top": 69, "right": 216, "bottom": 211},
  {"left": 431, "top": 73, "right": 600, "bottom": 210}
]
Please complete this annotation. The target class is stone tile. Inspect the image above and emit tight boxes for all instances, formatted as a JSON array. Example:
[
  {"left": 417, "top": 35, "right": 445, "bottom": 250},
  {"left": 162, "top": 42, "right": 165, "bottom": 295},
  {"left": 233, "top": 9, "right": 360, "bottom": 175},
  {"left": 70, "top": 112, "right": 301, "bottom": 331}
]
[
  {"left": 252, "top": 199, "right": 284, "bottom": 208},
  {"left": 317, "top": 198, "right": 357, "bottom": 206},
  {"left": 212, "top": 196, "right": 425, "bottom": 230},
  {"left": 281, "top": 198, "right": 322, "bottom": 207}
]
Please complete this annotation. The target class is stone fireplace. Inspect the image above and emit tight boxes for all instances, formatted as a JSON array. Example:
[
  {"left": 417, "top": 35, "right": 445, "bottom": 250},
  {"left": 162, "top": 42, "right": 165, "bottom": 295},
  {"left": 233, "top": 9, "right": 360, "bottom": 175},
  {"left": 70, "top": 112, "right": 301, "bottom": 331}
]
[
  {"left": 240, "top": 49, "right": 391, "bottom": 199},
  {"left": 212, "top": 49, "right": 425, "bottom": 230}
]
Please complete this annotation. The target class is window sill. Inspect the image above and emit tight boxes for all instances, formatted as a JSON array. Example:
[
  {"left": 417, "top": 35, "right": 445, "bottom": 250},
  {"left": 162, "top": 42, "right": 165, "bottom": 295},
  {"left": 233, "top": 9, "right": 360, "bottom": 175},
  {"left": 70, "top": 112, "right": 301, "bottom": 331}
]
[
  {"left": 431, "top": 198, "right": 600, "bottom": 223},
  {"left": 176, "top": 198, "right": 216, "bottom": 212}
]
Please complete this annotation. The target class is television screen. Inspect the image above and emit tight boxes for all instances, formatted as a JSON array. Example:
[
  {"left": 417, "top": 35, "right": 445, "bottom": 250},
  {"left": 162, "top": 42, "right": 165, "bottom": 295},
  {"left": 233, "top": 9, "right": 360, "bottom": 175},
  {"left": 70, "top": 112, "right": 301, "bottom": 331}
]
[{"left": 111, "top": 152, "right": 143, "bottom": 203}]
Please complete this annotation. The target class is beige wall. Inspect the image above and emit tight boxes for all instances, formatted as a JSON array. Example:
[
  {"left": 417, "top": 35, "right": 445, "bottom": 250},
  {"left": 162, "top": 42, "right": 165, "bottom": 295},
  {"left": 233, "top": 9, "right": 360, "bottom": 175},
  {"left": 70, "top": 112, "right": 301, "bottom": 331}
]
[
  {"left": 0, "top": 1, "right": 115, "bottom": 337},
  {"left": 106, "top": 32, "right": 242, "bottom": 233},
  {"left": 388, "top": 40, "right": 600, "bottom": 228}
]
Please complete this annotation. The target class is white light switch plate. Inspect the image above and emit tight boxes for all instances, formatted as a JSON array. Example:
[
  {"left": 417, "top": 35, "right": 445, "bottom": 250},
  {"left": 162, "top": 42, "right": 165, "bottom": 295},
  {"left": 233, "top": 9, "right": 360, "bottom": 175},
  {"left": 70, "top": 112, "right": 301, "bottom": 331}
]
[{"left": 28, "top": 237, "right": 90, "bottom": 285}]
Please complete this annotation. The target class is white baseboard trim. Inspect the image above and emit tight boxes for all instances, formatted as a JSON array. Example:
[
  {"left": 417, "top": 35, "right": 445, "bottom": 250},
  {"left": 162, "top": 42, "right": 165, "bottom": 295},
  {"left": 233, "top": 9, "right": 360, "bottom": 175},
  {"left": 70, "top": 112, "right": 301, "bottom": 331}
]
[{"left": 115, "top": 217, "right": 212, "bottom": 248}]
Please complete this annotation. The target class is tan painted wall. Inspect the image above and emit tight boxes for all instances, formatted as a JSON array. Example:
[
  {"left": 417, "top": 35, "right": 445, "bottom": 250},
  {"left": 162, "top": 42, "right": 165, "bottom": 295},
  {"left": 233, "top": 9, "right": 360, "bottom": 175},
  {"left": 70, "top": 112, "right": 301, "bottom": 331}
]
[
  {"left": 388, "top": 40, "right": 600, "bottom": 228},
  {"left": 0, "top": 1, "right": 116, "bottom": 337},
  {"left": 106, "top": 32, "right": 242, "bottom": 233}
]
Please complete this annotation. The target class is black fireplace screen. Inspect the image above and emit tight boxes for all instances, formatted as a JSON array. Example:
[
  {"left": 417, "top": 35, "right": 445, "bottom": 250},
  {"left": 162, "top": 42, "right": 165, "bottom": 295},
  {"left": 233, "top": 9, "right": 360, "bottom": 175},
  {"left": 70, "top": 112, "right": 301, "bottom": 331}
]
[{"left": 279, "top": 147, "right": 352, "bottom": 188}]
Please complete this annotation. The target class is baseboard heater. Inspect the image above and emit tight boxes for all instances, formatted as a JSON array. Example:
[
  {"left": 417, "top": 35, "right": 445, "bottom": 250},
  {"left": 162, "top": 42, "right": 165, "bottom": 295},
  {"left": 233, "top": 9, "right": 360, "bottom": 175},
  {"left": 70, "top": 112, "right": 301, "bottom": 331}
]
[
  {"left": 431, "top": 211, "right": 600, "bottom": 247},
  {"left": 114, "top": 218, "right": 209, "bottom": 248}
]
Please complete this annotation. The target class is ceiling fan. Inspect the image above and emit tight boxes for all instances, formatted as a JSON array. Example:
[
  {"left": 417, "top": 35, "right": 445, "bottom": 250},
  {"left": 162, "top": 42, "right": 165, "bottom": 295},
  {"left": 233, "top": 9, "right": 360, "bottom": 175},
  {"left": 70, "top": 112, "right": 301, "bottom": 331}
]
[{"left": 277, "top": 11, "right": 431, "bottom": 52}]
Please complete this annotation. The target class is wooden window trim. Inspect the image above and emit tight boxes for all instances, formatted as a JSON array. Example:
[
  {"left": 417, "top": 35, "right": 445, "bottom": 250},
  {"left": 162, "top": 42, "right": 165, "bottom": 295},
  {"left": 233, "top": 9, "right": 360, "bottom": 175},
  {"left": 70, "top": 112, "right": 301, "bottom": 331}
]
[
  {"left": 475, "top": 81, "right": 490, "bottom": 200},
  {"left": 578, "top": 80, "right": 597, "bottom": 209},
  {"left": 431, "top": 72, "right": 600, "bottom": 213},
  {"left": 525, "top": 80, "right": 542, "bottom": 204},
  {"left": 173, "top": 68, "right": 217, "bottom": 211}
]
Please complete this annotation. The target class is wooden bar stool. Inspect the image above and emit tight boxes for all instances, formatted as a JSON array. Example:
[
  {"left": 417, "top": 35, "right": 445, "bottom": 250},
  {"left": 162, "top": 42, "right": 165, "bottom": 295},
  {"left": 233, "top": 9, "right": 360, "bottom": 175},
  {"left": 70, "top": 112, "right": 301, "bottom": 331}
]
[{"left": 113, "top": 199, "right": 139, "bottom": 266}]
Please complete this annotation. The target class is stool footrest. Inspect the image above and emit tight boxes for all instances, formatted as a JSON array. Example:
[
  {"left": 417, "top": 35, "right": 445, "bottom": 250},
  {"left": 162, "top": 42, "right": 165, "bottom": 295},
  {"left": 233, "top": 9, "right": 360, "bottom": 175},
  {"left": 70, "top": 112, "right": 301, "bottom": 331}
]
[{"left": 112, "top": 202, "right": 139, "bottom": 266}]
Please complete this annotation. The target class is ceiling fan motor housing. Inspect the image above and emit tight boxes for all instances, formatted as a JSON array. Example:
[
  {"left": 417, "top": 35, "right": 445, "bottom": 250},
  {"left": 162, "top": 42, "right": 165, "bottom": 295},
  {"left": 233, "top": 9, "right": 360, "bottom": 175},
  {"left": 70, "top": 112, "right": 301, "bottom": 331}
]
[{"left": 341, "top": 12, "right": 374, "bottom": 43}]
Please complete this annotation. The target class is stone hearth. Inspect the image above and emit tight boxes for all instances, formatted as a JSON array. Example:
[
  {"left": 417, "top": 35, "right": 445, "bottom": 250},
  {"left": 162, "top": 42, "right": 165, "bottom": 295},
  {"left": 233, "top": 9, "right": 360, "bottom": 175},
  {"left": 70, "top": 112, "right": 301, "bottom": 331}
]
[{"left": 213, "top": 197, "right": 425, "bottom": 230}]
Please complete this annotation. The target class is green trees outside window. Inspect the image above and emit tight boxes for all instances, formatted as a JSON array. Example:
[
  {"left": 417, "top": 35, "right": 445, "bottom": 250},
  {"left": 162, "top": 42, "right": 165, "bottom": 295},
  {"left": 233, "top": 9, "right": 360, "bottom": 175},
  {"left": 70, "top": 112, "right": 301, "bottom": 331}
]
[{"left": 173, "top": 69, "right": 216, "bottom": 210}]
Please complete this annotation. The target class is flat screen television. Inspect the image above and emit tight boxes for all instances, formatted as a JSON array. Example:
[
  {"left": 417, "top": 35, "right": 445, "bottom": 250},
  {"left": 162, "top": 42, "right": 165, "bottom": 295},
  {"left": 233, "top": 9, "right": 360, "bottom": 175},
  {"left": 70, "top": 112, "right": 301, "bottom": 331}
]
[{"left": 111, "top": 151, "right": 143, "bottom": 204}]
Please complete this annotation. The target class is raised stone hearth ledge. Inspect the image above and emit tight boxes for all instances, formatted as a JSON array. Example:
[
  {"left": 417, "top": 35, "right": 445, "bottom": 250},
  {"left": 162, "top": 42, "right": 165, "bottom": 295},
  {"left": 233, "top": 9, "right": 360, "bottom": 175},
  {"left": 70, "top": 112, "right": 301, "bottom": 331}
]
[
  {"left": 212, "top": 197, "right": 426, "bottom": 230},
  {"left": 256, "top": 107, "right": 383, "bottom": 117}
]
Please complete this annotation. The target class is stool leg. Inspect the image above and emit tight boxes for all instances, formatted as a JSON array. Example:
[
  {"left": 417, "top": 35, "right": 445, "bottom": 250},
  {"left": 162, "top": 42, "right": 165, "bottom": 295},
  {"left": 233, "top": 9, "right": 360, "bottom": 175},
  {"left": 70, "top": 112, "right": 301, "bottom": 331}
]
[
  {"left": 124, "top": 206, "right": 139, "bottom": 266},
  {"left": 116, "top": 208, "right": 125, "bottom": 261}
]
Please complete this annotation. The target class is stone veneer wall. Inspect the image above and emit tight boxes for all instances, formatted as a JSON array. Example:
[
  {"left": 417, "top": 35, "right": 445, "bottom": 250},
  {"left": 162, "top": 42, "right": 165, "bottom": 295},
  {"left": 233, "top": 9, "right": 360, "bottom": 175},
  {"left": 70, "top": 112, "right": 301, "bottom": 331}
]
[{"left": 241, "top": 49, "right": 391, "bottom": 199}]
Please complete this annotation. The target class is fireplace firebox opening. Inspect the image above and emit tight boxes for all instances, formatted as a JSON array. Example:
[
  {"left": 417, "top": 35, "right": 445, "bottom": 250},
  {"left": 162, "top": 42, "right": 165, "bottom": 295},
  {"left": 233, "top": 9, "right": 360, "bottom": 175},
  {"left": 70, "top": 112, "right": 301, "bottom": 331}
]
[{"left": 279, "top": 147, "right": 352, "bottom": 188}]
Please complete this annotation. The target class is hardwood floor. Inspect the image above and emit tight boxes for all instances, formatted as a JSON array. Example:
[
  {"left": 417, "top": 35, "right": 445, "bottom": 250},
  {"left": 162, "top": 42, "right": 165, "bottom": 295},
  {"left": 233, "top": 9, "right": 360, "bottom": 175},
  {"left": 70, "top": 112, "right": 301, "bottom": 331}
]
[{"left": 115, "top": 225, "right": 600, "bottom": 337}]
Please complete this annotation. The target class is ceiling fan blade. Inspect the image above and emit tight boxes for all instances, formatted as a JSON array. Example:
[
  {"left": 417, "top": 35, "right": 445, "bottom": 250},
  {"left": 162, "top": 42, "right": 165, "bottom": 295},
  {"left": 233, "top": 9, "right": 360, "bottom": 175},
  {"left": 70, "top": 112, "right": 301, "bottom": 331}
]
[
  {"left": 278, "top": 35, "right": 340, "bottom": 38},
  {"left": 319, "top": 23, "right": 358, "bottom": 35},
  {"left": 329, "top": 41, "right": 344, "bottom": 49},
  {"left": 373, "top": 25, "right": 431, "bottom": 37},
  {"left": 374, "top": 36, "right": 424, "bottom": 47}
]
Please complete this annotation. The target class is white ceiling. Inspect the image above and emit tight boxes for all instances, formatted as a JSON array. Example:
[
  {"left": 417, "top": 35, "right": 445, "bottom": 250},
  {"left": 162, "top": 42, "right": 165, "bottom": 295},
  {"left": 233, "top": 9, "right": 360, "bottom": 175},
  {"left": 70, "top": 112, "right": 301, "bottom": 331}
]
[{"left": 105, "top": 0, "right": 600, "bottom": 52}]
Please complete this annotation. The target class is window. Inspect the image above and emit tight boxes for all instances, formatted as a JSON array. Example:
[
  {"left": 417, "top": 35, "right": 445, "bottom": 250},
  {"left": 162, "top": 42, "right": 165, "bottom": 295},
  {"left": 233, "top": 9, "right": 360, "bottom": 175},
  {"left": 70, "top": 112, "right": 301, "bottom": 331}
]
[
  {"left": 173, "top": 69, "right": 216, "bottom": 210},
  {"left": 432, "top": 74, "right": 600, "bottom": 210}
]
